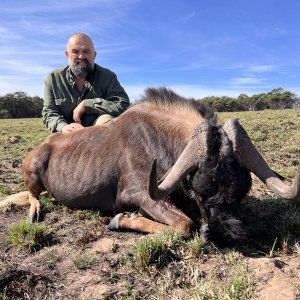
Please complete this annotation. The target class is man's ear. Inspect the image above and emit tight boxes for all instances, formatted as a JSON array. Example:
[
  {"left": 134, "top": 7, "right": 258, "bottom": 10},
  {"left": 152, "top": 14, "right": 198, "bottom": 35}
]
[
  {"left": 94, "top": 51, "right": 97, "bottom": 59},
  {"left": 65, "top": 50, "right": 69, "bottom": 58}
]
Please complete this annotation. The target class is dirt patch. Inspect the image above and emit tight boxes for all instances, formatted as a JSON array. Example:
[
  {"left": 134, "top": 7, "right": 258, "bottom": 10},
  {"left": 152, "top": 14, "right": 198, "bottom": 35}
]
[
  {"left": 4, "top": 135, "right": 23, "bottom": 144},
  {"left": 0, "top": 269, "right": 56, "bottom": 299},
  {"left": 248, "top": 257, "right": 300, "bottom": 300},
  {"left": 0, "top": 160, "right": 23, "bottom": 195}
]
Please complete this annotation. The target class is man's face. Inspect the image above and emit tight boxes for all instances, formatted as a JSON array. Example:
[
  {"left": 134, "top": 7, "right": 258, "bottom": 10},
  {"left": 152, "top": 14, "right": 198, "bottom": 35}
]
[{"left": 65, "top": 35, "right": 97, "bottom": 78}]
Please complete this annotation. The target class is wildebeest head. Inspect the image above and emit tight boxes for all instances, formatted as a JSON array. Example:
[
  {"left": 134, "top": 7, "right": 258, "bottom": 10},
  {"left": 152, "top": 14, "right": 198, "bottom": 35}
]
[
  {"left": 148, "top": 116, "right": 300, "bottom": 244},
  {"left": 148, "top": 117, "right": 300, "bottom": 205}
]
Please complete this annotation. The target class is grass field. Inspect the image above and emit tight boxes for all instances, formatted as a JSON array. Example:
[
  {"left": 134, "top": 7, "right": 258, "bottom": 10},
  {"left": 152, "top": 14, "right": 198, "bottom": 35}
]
[{"left": 0, "top": 109, "right": 299, "bottom": 299}]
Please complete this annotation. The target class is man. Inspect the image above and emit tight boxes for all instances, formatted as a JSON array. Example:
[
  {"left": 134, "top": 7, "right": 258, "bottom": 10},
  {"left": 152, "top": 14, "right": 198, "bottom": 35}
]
[{"left": 43, "top": 33, "right": 130, "bottom": 133}]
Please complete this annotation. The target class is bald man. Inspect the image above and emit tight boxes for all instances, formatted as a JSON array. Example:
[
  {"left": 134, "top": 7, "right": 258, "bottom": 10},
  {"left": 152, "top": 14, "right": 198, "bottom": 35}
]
[{"left": 42, "top": 33, "right": 130, "bottom": 133}]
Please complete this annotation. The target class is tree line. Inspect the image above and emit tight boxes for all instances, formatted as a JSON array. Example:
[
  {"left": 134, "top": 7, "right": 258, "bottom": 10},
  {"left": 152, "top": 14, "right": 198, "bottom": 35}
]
[
  {"left": 0, "top": 92, "right": 43, "bottom": 118},
  {"left": 0, "top": 88, "right": 299, "bottom": 118},
  {"left": 200, "top": 87, "right": 300, "bottom": 112}
]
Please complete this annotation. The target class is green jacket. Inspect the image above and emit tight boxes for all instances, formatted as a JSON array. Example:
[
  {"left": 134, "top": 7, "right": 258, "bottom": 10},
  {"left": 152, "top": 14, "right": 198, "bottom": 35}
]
[{"left": 42, "top": 64, "right": 130, "bottom": 132}]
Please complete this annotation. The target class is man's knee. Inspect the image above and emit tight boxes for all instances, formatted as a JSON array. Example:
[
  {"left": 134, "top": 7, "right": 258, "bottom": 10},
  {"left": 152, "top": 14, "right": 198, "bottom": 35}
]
[{"left": 93, "top": 114, "right": 114, "bottom": 126}]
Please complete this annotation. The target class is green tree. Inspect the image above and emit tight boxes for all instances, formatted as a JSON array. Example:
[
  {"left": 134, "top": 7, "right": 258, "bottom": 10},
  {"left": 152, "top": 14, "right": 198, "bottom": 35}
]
[
  {"left": 236, "top": 94, "right": 250, "bottom": 111},
  {"left": 265, "top": 88, "right": 296, "bottom": 109},
  {"left": 199, "top": 88, "right": 299, "bottom": 112},
  {"left": 0, "top": 92, "right": 43, "bottom": 118}
]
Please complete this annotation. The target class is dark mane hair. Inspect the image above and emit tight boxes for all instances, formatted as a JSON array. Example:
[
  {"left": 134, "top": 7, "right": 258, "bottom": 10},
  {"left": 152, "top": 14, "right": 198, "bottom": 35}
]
[{"left": 139, "top": 87, "right": 216, "bottom": 121}]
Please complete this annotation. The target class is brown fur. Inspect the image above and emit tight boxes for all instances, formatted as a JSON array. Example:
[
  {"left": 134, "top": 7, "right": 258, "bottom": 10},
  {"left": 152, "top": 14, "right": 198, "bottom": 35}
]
[{"left": 1, "top": 88, "right": 212, "bottom": 236}]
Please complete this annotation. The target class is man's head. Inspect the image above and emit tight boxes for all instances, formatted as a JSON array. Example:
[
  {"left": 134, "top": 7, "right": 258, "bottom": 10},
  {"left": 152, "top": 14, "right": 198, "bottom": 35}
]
[{"left": 65, "top": 33, "right": 97, "bottom": 78}]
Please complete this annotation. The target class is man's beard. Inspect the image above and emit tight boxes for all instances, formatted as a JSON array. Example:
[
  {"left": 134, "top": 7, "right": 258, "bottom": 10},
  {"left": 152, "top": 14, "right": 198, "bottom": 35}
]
[{"left": 70, "top": 59, "right": 94, "bottom": 78}]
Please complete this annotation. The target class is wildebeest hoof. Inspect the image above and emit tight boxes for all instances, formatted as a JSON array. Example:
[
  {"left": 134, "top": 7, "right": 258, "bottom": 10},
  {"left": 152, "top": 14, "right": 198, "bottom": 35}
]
[
  {"left": 108, "top": 213, "right": 124, "bottom": 230},
  {"left": 29, "top": 210, "right": 40, "bottom": 223}
]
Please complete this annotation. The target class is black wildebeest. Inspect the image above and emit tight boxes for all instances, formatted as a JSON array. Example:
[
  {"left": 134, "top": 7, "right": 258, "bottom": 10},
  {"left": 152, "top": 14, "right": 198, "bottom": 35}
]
[{"left": 1, "top": 88, "right": 299, "bottom": 244}]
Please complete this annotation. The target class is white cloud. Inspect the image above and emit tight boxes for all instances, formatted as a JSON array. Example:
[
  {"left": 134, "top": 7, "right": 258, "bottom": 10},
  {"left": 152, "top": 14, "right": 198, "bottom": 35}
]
[
  {"left": 0, "top": 26, "right": 23, "bottom": 39},
  {"left": 230, "top": 76, "right": 266, "bottom": 85},
  {"left": 0, "top": 59, "right": 52, "bottom": 76},
  {"left": 248, "top": 65, "right": 276, "bottom": 73}
]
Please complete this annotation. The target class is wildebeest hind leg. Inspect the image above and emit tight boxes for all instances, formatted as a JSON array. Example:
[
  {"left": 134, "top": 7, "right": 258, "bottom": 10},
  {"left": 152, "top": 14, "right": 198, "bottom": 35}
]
[{"left": 29, "top": 193, "right": 41, "bottom": 223}]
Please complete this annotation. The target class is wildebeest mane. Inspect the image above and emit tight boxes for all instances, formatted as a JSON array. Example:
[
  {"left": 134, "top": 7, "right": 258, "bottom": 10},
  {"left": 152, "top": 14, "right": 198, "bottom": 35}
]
[{"left": 139, "top": 87, "right": 216, "bottom": 123}]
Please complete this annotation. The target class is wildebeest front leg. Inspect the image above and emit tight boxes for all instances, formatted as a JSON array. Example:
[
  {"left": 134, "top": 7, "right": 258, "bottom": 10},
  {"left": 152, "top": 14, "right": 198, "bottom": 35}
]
[
  {"left": 108, "top": 212, "right": 171, "bottom": 234},
  {"left": 29, "top": 193, "right": 41, "bottom": 223},
  {"left": 141, "top": 200, "right": 193, "bottom": 237},
  {"left": 109, "top": 196, "right": 193, "bottom": 237}
]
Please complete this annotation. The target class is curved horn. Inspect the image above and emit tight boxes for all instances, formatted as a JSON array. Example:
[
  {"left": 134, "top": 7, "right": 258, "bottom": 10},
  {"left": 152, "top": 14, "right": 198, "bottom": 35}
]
[
  {"left": 148, "top": 120, "right": 211, "bottom": 200},
  {"left": 223, "top": 118, "right": 300, "bottom": 201}
]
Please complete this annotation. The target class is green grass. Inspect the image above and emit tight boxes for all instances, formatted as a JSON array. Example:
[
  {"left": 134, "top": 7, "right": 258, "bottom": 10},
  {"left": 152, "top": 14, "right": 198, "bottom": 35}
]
[
  {"left": 41, "top": 250, "right": 61, "bottom": 269},
  {"left": 136, "top": 247, "right": 255, "bottom": 300},
  {"left": 218, "top": 109, "right": 300, "bottom": 178},
  {"left": 39, "top": 194, "right": 61, "bottom": 213},
  {"left": 0, "top": 118, "right": 48, "bottom": 197},
  {"left": 129, "top": 230, "right": 183, "bottom": 274},
  {"left": 220, "top": 265, "right": 255, "bottom": 300},
  {"left": 73, "top": 254, "right": 96, "bottom": 270},
  {"left": 0, "top": 118, "right": 48, "bottom": 161},
  {"left": 186, "top": 231, "right": 206, "bottom": 258},
  {"left": 6, "top": 219, "right": 48, "bottom": 251},
  {"left": 102, "top": 273, "right": 120, "bottom": 284}
]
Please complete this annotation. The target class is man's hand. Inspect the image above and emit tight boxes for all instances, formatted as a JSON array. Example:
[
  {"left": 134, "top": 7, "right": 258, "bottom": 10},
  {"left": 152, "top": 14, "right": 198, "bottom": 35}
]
[
  {"left": 61, "top": 123, "right": 84, "bottom": 133},
  {"left": 73, "top": 101, "right": 86, "bottom": 124}
]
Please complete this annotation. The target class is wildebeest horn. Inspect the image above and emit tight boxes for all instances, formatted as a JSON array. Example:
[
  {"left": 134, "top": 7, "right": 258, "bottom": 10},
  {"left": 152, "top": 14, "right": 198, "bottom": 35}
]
[
  {"left": 148, "top": 120, "right": 211, "bottom": 200},
  {"left": 223, "top": 118, "right": 300, "bottom": 201}
]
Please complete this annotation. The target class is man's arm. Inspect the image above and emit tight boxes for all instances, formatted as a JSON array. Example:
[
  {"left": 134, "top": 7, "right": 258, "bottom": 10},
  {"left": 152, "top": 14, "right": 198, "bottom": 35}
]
[
  {"left": 42, "top": 74, "right": 69, "bottom": 133},
  {"left": 84, "top": 73, "right": 130, "bottom": 117}
]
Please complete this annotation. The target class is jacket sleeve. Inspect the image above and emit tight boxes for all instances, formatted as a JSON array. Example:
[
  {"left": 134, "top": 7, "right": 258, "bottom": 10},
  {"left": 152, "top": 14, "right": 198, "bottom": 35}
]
[
  {"left": 84, "top": 73, "right": 130, "bottom": 117},
  {"left": 42, "top": 74, "right": 68, "bottom": 133}
]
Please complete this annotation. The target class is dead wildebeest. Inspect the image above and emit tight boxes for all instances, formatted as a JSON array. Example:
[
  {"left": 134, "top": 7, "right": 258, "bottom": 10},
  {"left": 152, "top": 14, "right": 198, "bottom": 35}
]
[{"left": 1, "top": 88, "right": 299, "bottom": 244}]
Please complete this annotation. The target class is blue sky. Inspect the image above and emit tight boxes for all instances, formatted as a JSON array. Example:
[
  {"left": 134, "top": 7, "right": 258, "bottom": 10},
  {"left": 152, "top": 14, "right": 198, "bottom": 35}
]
[{"left": 0, "top": 0, "right": 299, "bottom": 100}]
